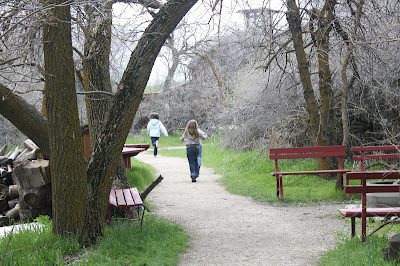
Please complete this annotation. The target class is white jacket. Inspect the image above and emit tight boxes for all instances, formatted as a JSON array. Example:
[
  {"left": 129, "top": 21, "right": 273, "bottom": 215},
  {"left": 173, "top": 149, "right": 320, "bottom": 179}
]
[{"left": 147, "top": 119, "right": 168, "bottom": 137}]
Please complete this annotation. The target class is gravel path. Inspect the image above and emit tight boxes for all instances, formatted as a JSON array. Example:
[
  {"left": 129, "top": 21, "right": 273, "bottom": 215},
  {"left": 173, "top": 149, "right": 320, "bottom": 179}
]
[{"left": 135, "top": 150, "right": 348, "bottom": 266}]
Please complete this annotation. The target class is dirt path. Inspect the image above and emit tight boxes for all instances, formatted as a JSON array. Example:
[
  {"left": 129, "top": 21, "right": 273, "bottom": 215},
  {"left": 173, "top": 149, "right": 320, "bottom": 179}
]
[{"left": 135, "top": 150, "right": 347, "bottom": 266}]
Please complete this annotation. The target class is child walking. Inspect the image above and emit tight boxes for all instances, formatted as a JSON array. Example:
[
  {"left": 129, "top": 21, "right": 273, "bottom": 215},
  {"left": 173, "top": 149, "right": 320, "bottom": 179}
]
[
  {"left": 180, "top": 120, "right": 208, "bottom": 182},
  {"left": 147, "top": 113, "right": 168, "bottom": 157}
]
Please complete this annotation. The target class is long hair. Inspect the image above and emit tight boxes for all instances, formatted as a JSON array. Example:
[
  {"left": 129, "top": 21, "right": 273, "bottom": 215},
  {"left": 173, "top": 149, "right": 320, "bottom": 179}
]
[{"left": 184, "top": 120, "right": 199, "bottom": 138}]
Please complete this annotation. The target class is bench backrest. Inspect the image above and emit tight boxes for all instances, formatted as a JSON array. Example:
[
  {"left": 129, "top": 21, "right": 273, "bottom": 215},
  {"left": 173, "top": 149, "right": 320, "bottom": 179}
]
[
  {"left": 352, "top": 146, "right": 400, "bottom": 171},
  {"left": 269, "top": 146, "right": 346, "bottom": 160},
  {"left": 345, "top": 171, "right": 400, "bottom": 195},
  {"left": 269, "top": 146, "right": 347, "bottom": 173}
]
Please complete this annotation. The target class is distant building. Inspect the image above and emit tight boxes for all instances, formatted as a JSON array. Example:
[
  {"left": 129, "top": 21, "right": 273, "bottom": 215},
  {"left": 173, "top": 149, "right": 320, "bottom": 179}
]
[{"left": 238, "top": 7, "right": 279, "bottom": 31}]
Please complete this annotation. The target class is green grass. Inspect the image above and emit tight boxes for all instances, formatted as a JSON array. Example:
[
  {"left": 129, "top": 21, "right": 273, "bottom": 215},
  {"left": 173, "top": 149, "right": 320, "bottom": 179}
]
[
  {"left": 0, "top": 157, "right": 190, "bottom": 265},
  {"left": 320, "top": 234, "right": 399, "bottom": 265},
  {"left": 126, "top": 130, "right": 184, "bottom": 148},
  {"left": 126, "top": 158, "right": 156, "bottom": 191},
  {"left": 0, "top": 215, "right": 189, "bottom": 265}
]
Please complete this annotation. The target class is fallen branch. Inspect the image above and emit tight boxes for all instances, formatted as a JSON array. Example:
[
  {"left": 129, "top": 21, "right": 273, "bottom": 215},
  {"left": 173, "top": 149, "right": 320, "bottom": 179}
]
[{"left": 140, "top": 175, "right": 163, "bottom": 201}]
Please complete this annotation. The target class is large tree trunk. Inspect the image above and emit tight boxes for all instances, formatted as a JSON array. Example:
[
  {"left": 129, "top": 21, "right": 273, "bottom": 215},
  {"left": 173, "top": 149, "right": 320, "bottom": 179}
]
[
  {"left": 43, "top": 0, "right": 87, "bottom": 238},
  {"left": 84, "top": 0, "right": 199, "bottom": 241},
  {"left": 286, "top": 0, "right": 339, "bottom": 183},
  {"left": 82, "top": 3, "right": 129, "bottom": 188}
]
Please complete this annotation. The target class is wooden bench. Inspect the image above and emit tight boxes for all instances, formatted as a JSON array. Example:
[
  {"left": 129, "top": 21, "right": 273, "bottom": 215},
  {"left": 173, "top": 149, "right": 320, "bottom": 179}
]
[
  {"left": 346, "top": 145, "right": 400, "bottom": 199},
  {"left": 339, "top": 171, "right": 400, "bottom": 242},
  {"left": 269, "top": 146, "right": 350, "bottom": 201},
  {"left": 107, "top": 187, "right": 146, "bottom": 227},
  {"left": 122, "top": 144, "right": 150, "bottom": 168}
]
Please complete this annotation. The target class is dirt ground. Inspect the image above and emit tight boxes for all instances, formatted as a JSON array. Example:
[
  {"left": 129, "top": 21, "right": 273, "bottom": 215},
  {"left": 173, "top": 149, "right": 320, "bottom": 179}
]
[{"left": 135, "top": 149, "right": 348, "bottom": 266}]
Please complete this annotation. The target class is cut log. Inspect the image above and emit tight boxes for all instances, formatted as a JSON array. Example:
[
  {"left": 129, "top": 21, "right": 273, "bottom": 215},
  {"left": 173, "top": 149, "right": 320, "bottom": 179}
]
[
  {"left": 19, "top": 206, "right": 51, "bottom": 222},
  {"left": 140, "top": 175, "right": 163, "bottom": 201},
  {"left": 0, "top": 156, "right": 11, "bottom": 166},
  {"left": 19, "top": 183, "right": 51, "bottom": 209},
  {"left": 8, "top": 198, "right": 19, "bottom": 209},
  {"left": 0, "top": 145, "right": 7, "bottom": 156},
  {"left": 0, "top": 195, "right": 8, "bottom": 212},
  {"left": 0, "top": 215, "right": 9, "bottom": 226},
  {"left": 23, "top": 139, "right": 39, "bottom": 151},
  {"left": 8, "top": 185, "right": 19, "bottom": 200},
  {"left": 8, "top": 148, "right": 22, "bottom": 161},
  {"left": 14, "top": 148, "right": 39, "bottom": 165},
  {"left": 5, "top": 203, "right": 19, "bottom": 220},
  {"left": 0, "top": 168, "right": 7, "bottom": 178},
  {"left": 12, "top": 159, "right": 50, "bottom": 189}
]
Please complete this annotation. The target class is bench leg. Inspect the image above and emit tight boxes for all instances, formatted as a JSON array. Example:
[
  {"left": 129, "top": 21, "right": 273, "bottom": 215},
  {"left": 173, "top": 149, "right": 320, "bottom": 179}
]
[
  {"left": 351, "top": 217, "right": 355, "bottom": 237},
  {"left": 106, "top": 204, "right": 111, "bottom": 226},
  {"left": 276, "top": 175, "right": 284, "bottom": 200},
  {"left": 127, "top": 206, "right": 131, "bottom": 228}
]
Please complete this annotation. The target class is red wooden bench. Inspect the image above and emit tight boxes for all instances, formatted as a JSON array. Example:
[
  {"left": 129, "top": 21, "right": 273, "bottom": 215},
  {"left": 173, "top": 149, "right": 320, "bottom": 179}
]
[
  {"left": 339, "top": 171, "right": 400, "bottom": 242},
  {"left": 269, "top": 146, "right": 350, "bottom": 201},
  {"left": 107, "top": 187, "right": 146, "bottom": 227},
  {"left": 122, "top": 144, "right": 150, "bottom": 168},
  {"left": 346, "top": 145, "right": 400, "bottom": 199}
]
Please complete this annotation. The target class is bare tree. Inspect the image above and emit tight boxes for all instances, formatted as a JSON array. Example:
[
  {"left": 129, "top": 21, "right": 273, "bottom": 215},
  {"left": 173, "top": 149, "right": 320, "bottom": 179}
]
[{"left": 0, "top": 0, "right": 198, "bottom": 242}]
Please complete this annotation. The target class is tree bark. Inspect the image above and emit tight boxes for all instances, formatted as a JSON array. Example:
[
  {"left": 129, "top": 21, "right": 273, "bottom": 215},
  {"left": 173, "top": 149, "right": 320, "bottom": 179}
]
[{"left": 42, "top": 0, "right": 87, "bottom": 238}]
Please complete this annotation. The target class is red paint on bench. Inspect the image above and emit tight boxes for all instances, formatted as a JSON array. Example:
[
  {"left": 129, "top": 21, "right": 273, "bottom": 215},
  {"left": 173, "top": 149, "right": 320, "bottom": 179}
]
[
  {"left": 107, "top": 187, "right": 145, "bottom": 227},
  {"left": 339, "top": 170, "right": 400, "bottom": 242},
  {"left": 122, "top": 147, "right": 146, "bottom": 168},
  {"left": 269, "top": 146, "right": 350, "bottom": 201}
]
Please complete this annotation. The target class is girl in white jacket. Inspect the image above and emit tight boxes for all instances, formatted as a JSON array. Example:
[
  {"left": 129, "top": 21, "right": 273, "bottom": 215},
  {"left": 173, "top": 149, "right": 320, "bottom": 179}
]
[{"left": 147, "top": 113, "right": 168, "bottom": 157}]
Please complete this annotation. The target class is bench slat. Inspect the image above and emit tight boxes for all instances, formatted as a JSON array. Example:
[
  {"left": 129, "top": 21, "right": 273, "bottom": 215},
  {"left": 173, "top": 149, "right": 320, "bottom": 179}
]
[
  {"left": 270, "top": 151, "right": 346, "bottom": 160},
  {"left": 115, "top": 189, "right": 126, "bottom": 207},
  {"left": 352, "top": 145, "right": 400, "bottom": 152},
  {"left": 270, "top": 145, "right": 346, "bottom": 154},
  {"left": 109, "top": 189, "right": 118, "bottom": 207},
  {"left": 353, "top": 154, "right": 400, "bottom": 161},
  {"left": 339, "top": 208, "right": 400, "bottom": 217},
  {"left": 130, "top": 188, "right": 143, "bottom": 205},
  {"left": 272, "top": 169, "right": 350, "bottom": 176},
  {"left": 346, "top": 171, "right": 400, "bottom": 180},
  {"left": 345, "top": 185, "right": 400, "bottom": 194},
  {"left": 123, "top": 189, "right": 135, "bottom": 206}
]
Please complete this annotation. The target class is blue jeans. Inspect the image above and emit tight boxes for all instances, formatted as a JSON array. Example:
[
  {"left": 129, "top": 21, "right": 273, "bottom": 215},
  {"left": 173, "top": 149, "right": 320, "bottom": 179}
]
[
  {"left": 186, "top": 146, "right": 199, "bottom": 177},
  {"left": 197, "top": 144, "right": 202, "bottom": 167},
  {"left": 151, "top": 137, "right": 159, "bottom": 156}
]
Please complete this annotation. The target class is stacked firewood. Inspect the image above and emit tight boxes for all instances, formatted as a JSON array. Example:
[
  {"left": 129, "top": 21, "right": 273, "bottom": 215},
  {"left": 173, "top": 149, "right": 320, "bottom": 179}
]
[{"left": 0, "top": 140, "right": 51, "bottom": 226}]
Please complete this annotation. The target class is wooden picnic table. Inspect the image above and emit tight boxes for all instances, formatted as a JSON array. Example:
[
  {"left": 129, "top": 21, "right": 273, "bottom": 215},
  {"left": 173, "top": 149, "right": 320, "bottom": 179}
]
[{"left": 122, "top": 144, "right": 149, "bottom": 168}]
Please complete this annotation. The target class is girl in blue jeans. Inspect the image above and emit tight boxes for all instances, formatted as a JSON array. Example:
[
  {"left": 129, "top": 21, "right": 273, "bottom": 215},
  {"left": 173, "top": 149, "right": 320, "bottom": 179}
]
[{"left": 180, "top": 120, "right": 208, "bottom": 182}]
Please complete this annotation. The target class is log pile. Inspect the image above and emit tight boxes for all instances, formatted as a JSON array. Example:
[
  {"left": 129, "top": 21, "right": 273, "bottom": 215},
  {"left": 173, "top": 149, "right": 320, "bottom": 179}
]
[{"left": 0, "top": 139, "right": 51, "bottom": 226}]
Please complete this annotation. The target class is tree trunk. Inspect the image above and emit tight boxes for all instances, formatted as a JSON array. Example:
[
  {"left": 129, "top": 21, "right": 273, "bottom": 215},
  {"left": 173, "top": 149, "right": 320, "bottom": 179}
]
[
  {"left": 43, "top": 0, "right": 87, "bottom": 238},
  {"left": 286, "top": 0, "right": 339, "bottom": 183},
  {"left": 286, "top": 0, "right": 320, "bottom": 143}
]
